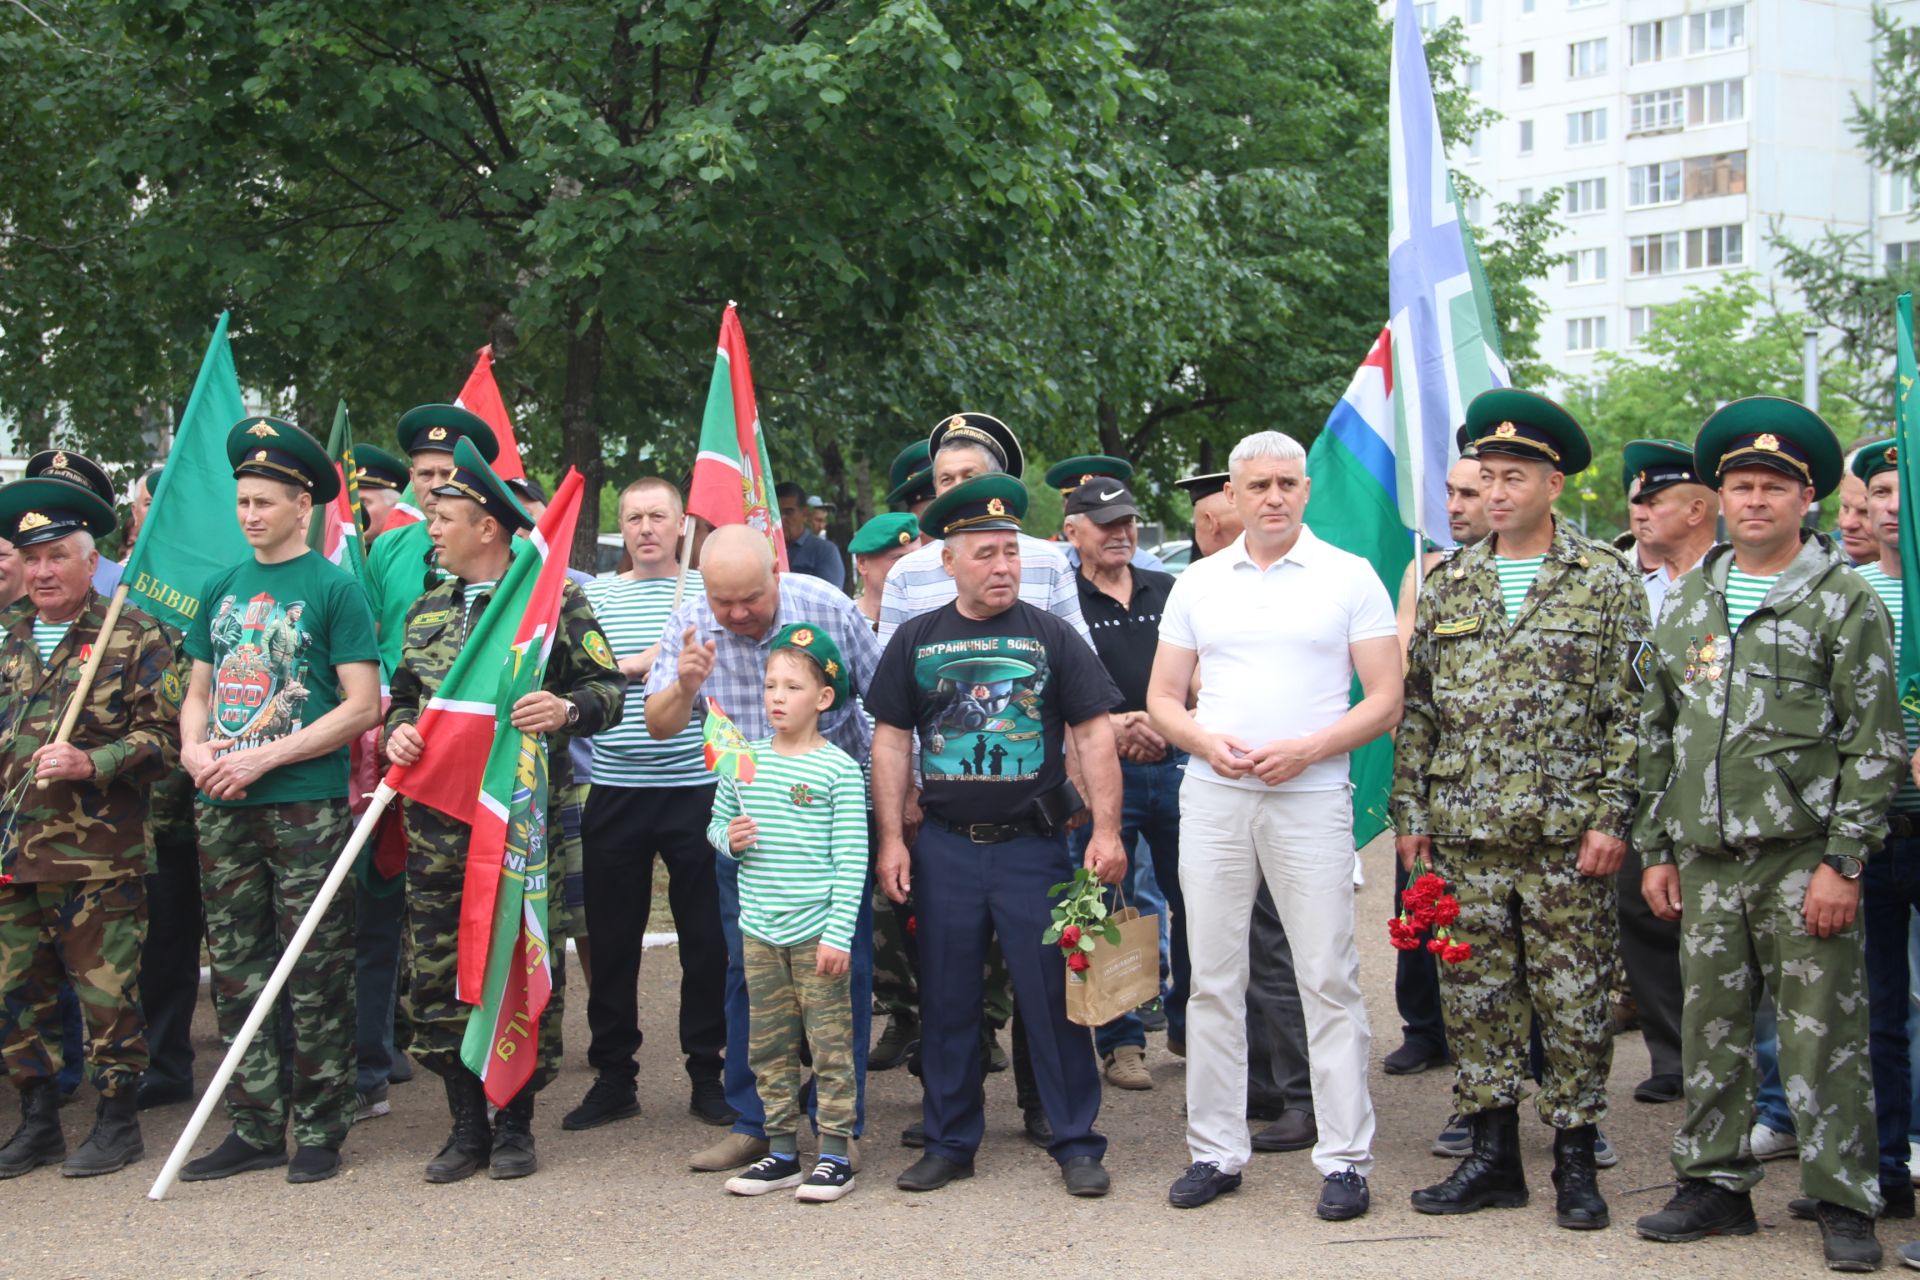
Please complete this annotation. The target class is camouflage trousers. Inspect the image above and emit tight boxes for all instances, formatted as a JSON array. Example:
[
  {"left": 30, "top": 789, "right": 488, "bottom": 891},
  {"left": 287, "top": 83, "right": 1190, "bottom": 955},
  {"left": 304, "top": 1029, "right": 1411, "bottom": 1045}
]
[
  {"left": 0, "top": 877, "right": 147, "bottom": 1096},
  {"left": 1672, "top": 840, "right": 1880, "bottom": 1216},
  {"left": 404, "top": 801, "right": 568, "bottom": 1091},
  {"left": 743, "top": 934, "right": 856, "bottom": 1140},
  {"left": 871, "top": 885, "right": 1014, "bottom": 1029},
  {"left": 198, "top": 799, "right": 356, "bottom": 1150},
  {"left": 1434, "top": 840, "right": 1616, "bottom": 1128}
]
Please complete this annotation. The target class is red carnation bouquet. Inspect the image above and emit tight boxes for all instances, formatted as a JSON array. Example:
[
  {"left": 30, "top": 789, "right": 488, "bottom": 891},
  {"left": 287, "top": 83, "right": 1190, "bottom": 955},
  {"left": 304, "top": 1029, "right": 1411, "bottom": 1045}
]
[
  {"left": 1044, "top": 868, "right": 1121, "bottom": 977},
  {"left": 1390, "top": 859, "right": 1471, "bottom": 964}
]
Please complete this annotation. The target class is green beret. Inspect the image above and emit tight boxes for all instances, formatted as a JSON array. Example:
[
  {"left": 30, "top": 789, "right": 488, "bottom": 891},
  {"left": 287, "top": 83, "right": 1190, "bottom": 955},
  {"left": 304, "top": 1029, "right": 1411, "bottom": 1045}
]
[
  {"left": 928, "top": 411, "right": 1024, "bottom": 480},
  {"left": 352, "top": 444, "right": 410, "bottom": 492},
  {"left": 921, "top": 473, "right": 1028, "bottom": 539},
  {"left": 1043, "top": 455, "right": 1134, "bottom": 496},
  {"left": 1464, "top": 389, "right": 1592, "bottom": 474},
  {"left": 397, "top": 403, "right": 498, "bottom": 461},
  {"left": 1852, "top": 437, "right": 1898, "bottom": 483},
  {"left": 0, "top": 477, "right": 117, "bottom": 547},
  {"left": 1694, "top": 396, "right": 1842, "bottom": 499},
  {"left": 849, "top": 512, "right": 920, "bottom": 556},
  {"left": 227, "top": 416, "right": 341, "bottom": 503},
  {"left": 430, "top": 436, "right": 531, "bottom": 532},
  {"left": 1621, "top": 439, "right": 1703, "bottom": 502},
  {"left": 769, "top": 622, "right": 851, "bottom": 712}
]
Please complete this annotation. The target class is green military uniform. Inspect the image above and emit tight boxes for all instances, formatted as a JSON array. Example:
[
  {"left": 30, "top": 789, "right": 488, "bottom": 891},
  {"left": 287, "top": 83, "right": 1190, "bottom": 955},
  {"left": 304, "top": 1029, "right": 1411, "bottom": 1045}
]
[
  {"left": 1395, "top": 392, "right": 1644, "bottom": 1134},
  {"left": 1634, "top": 400, "right": 1898, "bottom": 1222},
  {"left": 0, "top": 473, "right": 177, "bottom": 1179}
]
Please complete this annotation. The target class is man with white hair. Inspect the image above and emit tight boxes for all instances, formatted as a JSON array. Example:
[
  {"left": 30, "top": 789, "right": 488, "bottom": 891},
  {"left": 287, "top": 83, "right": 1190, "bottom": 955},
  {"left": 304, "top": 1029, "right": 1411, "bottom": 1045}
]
[{"left": 1146, "top": 430, "right": 1402, "bottom": 1220}]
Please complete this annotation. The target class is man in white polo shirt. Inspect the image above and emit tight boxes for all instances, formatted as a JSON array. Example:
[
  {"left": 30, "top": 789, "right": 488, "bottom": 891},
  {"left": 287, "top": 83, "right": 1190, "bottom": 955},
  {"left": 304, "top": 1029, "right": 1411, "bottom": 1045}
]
[{"left": 1146, "top": 430, "right": 1401, "bottom": 1221}]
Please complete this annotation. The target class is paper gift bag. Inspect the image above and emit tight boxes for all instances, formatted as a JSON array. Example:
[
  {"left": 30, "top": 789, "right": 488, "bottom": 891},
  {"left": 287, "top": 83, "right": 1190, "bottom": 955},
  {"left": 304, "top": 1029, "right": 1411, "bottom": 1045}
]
[{"left": 1064, "top": 906, "right": 1161, "bottom": 1027}]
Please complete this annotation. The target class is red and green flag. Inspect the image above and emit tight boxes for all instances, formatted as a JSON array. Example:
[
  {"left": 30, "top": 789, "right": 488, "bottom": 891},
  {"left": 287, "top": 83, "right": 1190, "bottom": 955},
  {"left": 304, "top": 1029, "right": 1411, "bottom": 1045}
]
[
  {"left": 307, "top": 399, "right": 370, "bottom": 583},
  {"left": 702, "top": 698, "right": 759, "bottom": 783},
  {"left": 687, "top": 304, "right": 786, "bottom": 570},
  {"left": 454, "top": 344, "right": 527, "bottom": 483},
  {"left": 1896, "top": 293, "right": 1920, "bottom": 715}
]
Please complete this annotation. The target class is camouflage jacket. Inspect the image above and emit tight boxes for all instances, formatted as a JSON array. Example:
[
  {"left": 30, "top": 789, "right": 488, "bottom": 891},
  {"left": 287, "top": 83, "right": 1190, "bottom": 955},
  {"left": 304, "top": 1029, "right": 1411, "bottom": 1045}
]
[
  {"left": 1631, "top": 532, "right": 1902, "bottom": 866},
  {"left": 386, "top": 574, "right": 625, "bottom": 796},
  {"left": 0, "top": 590, "right": 180, "bottom": 881},
  {"left": 1393, "top": 519, "right": 1645, "bottom": 844}
]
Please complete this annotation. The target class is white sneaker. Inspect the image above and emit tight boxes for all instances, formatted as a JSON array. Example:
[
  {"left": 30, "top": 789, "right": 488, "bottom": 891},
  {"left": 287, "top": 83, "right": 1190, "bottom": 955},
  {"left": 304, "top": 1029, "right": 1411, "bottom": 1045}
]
[{"left": 1750, "top": 1121, "right": 1798, "bottom": 1161}]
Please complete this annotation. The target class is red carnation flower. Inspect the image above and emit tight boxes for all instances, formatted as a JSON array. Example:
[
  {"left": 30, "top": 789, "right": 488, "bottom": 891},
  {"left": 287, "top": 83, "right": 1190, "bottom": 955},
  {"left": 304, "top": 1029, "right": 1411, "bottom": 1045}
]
[
  {"left": 1442, "top": 941, "right": 1473, "bottom": 964},
  {"left": 1067, "top": 951, "right": 1091, "bottom": 973},
  {"left": 1060, "top": 924, "right": 1081, "bottom": 949},
  {"left": 906, "top": 915, "right": 916, "bottom": 939},
  {"left": 1411, "top": 904, "right": 1438, "bottom": 930},
  {"left": 1432, "top": 896, "right": 1461, "bottom": 927},
  {"left": 1427, "top": 937, "right": 1447, "bottom": 954}
]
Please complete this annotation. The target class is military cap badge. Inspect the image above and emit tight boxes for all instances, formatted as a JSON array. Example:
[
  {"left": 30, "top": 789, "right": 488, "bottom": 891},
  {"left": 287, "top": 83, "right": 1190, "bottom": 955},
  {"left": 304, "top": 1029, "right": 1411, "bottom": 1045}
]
[
  {"left": 986, "top": 498, "right": 1006, "bottom": 516},
  {"left": 246, "top": 422, "right": 279, "bottom": 438},
  {"left": 1495, "top": 422, "right": 1518, "bottom": 438},
  {"left": 792, "top": 628, "right": 816, "bottom": 647},
  {"left": 1755, "top": 433, "right": 1779, "bottom": 452},
  {"left": 428, "top": 426, "right": 448, "bottom": 441},
  {"left": 18, "top": 512, "right": 49, "bottom": 532},
  {"left": 50, "top": 451, "right": 67, "bottom": 469}
]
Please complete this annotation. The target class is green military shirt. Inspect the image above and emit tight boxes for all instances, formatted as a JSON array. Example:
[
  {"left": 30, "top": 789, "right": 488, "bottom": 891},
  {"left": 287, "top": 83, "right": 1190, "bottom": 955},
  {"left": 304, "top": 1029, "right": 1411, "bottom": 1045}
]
[
  {"left": 385, "top": 562, "right": 625, "bottom": 795},
  {"left": 1394, "top": 519, "right": 1645, "bottom": 845},
  {"left": 0, "top": 590, "right": 180, "bottom": 881},
  {"left": 365, "top": 519, "right": 442, "bottom": 680},
  {"left": 1632, "top": 532, "right": 1904, "bottom": 866}
]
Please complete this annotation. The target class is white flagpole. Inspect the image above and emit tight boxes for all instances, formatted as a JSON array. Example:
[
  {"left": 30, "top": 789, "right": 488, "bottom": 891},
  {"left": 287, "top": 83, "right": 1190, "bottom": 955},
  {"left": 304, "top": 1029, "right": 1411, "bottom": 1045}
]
[
  {"left": 670, "top": 513, "right": 696, "bottom": 609},
  {"left": 147, "top": 782, "right": 399, "bottom": 1201}
]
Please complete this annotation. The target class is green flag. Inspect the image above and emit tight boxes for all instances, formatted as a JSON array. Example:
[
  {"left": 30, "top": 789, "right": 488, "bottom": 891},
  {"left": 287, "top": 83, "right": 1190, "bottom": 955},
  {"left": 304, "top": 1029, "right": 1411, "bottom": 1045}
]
[
  {"left": 307, "top": 399, "right": 370, "bottom": 585},
  {"left": 1897, "top": 293, "right": 1920, "bottom": 715},
  {"left": 124, "top": 312, "right": 250, "bottom": 632}
]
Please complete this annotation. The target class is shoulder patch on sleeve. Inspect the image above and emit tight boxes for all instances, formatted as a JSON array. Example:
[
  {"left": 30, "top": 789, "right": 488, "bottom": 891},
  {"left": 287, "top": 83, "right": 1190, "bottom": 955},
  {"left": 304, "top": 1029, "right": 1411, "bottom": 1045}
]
[
  {"left": 584, "top": 630, "right": 616, "bottom": 671},
  {"left": 1631, "top": 640, "right": 1657, "bottom": 693}
]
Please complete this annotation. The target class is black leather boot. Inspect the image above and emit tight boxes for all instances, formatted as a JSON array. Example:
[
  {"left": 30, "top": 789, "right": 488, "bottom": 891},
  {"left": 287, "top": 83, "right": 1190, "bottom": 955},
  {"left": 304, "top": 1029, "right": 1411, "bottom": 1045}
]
[
  {"left": 62, "top": 1088, "right": 142, "bottom": 1177},
  {"left": 1551, "top": 1124, "right": 1609, "bottom": 1229},
  {"left": 489, "top": 1089, "right": 537, "bottom": 1180},
  {"left": 1410, "top": 1106, "right": 1528, "bottom": 1214},
  {"left": 424, "top": 1070, "right": 492, "bottom": 1184},
  {"left": 0, "top": 1080, "right": 65, "bottom": 1178}
]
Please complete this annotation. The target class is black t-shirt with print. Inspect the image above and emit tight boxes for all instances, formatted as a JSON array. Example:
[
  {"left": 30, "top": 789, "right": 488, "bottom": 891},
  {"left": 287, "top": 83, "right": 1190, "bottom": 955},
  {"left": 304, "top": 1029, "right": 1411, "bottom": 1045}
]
[{"left": 867, "top": 600, "right": 1118, "bottom": 822}]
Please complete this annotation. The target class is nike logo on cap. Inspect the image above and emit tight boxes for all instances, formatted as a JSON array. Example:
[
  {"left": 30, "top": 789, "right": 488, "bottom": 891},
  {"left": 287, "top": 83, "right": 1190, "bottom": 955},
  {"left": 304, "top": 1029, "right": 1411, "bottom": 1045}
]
[{"left": 1097, "top": 487, "right": 1123, "bottom": 501}]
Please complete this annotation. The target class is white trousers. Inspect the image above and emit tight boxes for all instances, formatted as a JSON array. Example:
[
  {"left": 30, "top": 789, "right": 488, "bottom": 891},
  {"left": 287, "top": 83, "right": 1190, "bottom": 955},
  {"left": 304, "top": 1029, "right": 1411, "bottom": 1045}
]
[{"left": 1178, "top": 777, "right": 1376, "bottom": 1177}]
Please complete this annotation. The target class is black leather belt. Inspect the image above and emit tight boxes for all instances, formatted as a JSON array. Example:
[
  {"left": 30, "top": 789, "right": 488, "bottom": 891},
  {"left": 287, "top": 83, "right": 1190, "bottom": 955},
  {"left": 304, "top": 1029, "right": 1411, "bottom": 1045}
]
[{"left": 924, "top": 811, "right": 1045, "bottom": 845}]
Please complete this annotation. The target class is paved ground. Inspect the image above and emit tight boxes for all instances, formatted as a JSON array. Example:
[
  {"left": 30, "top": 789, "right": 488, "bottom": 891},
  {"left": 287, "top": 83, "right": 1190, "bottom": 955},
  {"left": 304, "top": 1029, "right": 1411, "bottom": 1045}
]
[{"left": 0, "top": 839, "right": 1882, "bottom": 1278}]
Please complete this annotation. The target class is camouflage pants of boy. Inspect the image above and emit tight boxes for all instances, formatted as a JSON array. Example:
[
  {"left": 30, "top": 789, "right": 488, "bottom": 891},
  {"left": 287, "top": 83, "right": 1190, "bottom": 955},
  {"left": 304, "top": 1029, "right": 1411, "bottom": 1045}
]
[
  {"left": 199, "top": 799, "right": 356, "bottom": 1150},
  {"left": 0, "top": 877, "right": 147, "bottom": 1096},
  {"left": 1434, "top": 840, "right": 1616, "bottom": 1128},
  {"left": 404, "top": 801, "right": 568, "bottom": 1091},
  {"left": 743, "top": 935, "right": 856, "bottom": 1140},
  {"left": 1673, "top": 840, "right": 1881, "bottom": 1217}
]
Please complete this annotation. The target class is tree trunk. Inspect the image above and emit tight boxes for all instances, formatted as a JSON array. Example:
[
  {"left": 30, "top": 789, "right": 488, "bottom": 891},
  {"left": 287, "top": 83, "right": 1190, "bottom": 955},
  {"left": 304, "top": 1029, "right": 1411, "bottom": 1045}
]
[
  {"left": 559, "top": 302, "right": 607, "bottom": 569},
  {"left": 1095, "top": 398, "right": 1122, "bottom": 457}
]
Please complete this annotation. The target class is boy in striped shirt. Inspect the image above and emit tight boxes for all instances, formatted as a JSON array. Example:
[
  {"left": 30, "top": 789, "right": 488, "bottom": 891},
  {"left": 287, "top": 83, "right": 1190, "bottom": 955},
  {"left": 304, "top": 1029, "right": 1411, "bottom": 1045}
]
[{"left": 709, "top": 623, "right": 867, "bottom": 1202}]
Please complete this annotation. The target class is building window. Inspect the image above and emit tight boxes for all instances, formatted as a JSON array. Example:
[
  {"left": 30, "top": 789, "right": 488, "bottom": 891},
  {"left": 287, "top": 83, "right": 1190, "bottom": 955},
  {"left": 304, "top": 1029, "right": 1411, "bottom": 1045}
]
[
  {"left": 1567, "top": 248, "right": 1608, "bottom": 284},
  {"left": 1630, "top": 17, "right": 1681, "bottom": 64},
  {"left": 1466, "top": 58, "right": 1484, "bottom": 92},
  {"left": 1689, "top": 4, "right": 1747, "bottom": 54},
  {"left": 1888, "top": 173, "right": 1919, "bottom": 215},
  {"left": 1627, "top": 306, "right": 1660, "bottom": 343},
  {"left": 1518, "top": 119, "right": 1534, "bottom": 154},
  {"left": 1566, "top": 316, "right": 1608, "bottom": 351},
  {"left": 1517, "top": 186, "right": 1535, "bottom": 205},
  {"left": 1465, "top": 195, "right": 1483, "bottom": 223},
  {"left": 1522, "top": 0, "right": 1535, "bottom": 12},
  {"left": 1688, "top": 78, "right": 1745, "bottom": 126},
  {"left": 1686, "top": 224, "right": 1744, "bottom": 268},
  {"left": 1468, "top": 128, "right": 1485, "bottom": 159},
  {"left": 1567, "top": 107, "right": 1607, "bottom": 146},
  {"left": 1564, "top": 176, "right": 1606, "bottom": 214},
  {"left": 1630, "top": 231, "right": 1683, "bottom": 276},
  {"left": 1568, "top": 38, "right": 1608, "bottom": 79},
  {"left": 1519, "top": 51, "right": 1535, "bottom": 86},
  {"left": 1627, "top": 161, "right": 1683, "bottom": 208},
  {"left": 1685, "top": 151, "right": 1747, "bottom": 199},
  {"left": 1568, "top": 0, "right": 1603, "bottom": 8},
  {"left": 1888, "top": 242, "right": 1920, "bottom": 270},
  {"left": 1629, "top": 89, "right": 1686, "bottom": 135},
  {"left": 1469, "top": 0, "right": 1484, "bottom": 24},
  {"left": 1415, "top": 2, "right": 1437, "bottom": 31}
]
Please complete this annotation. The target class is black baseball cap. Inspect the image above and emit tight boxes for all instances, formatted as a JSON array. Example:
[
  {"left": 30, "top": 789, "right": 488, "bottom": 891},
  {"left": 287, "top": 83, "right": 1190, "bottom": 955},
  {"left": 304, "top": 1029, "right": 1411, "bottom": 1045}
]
[{"left": 1064, "top": 478, "right": 1140, "bottom": 524}]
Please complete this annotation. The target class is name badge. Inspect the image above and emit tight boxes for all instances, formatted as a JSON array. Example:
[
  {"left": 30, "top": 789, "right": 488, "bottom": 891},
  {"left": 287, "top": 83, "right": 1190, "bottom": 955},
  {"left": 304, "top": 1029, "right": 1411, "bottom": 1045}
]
[{"left": 1433, "top": 616, "right": 1482, "bottom": 637}]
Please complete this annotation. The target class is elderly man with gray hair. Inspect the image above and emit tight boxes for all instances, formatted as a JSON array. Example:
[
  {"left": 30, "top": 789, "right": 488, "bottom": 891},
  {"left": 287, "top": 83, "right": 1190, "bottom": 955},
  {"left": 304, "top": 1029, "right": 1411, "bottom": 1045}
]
[{"left": 1146, "top": 430, "right": 1402, "bottom": 1220}]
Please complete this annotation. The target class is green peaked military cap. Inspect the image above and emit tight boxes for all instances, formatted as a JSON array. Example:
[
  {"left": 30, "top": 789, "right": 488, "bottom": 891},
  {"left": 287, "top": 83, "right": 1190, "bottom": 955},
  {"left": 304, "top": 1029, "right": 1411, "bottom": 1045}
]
[
  {"left": 928, "top": 411, "right": 1025, "bottom": 480},
  {"left": 887, "top": 440, "right": 931, "bottom": 493},
  {"left": 936, "top": 655, "right": 1037, "bottom": 684},
  {"left": 430, "top": 436, "right": 532, "bottom": 532},
  {"left": 769, "top": 621, "right": 851, "bottom": 711},
  {"left": 1851, "top": 437, "right": 1898, "bottom": 482},
  {"left": 397, "top": 403, "right": 498, "bottom": 461},
  {"left": 922, "top": 473, "right": 1028, "bottom": 539},
  {"left": 25, "top": 449, "right": 116, "bottom": 508},
  {"left": 1464, "top": 388, "right": 1592, "bottom": 475},
  {"left": 848, "top": 512, "right": 920, "bottom": 555},
  {"left": 886, "top": 466, "right": 935, "bottom": 508},
  {"left": 0, "top": 477, "right": 117, "bottom": 547},
  {"left": 1621, "top": 439, "right": 1704, "bottom": 501},
  {"left": 1174, "top": 471, "right": 1229, "bottom": 503},
  {"left": 1043, "top": 455, "right": 1134, "bottom": 496},
  {"left": 352, "top": 443, "right": 410, "bottom": 492},
  {"left": 1695, "top": 396, "right": 1842, "bottom": 500},
  {"left": 227, "top": 416, "right": 342, "bottom": 503}
]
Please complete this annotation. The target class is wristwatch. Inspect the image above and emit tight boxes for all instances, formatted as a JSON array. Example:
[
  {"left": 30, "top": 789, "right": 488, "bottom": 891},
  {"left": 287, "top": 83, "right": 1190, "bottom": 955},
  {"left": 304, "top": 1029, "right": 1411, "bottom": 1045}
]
[
  {"left": 1823, "top": 853, "right": 1864, "bottom": 880},
  {"left": 563, "top": 697, "right": 581, "bottom": 729}
]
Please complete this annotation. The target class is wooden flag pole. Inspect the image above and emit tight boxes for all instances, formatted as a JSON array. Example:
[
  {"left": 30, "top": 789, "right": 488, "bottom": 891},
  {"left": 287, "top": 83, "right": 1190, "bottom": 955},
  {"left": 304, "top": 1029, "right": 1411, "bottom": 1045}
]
[
  {"left": 147, "top": 782, "right": 397, "bottom": 1202},
  {"left": 36, "top": 582, "right": 131, "bottom": 791}
]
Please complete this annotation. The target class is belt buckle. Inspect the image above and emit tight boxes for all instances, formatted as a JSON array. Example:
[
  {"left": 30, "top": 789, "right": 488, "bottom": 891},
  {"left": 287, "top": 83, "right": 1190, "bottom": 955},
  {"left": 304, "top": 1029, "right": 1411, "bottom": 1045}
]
[{"left": 964, "top": 824, "right": 997, "bottom": 844}]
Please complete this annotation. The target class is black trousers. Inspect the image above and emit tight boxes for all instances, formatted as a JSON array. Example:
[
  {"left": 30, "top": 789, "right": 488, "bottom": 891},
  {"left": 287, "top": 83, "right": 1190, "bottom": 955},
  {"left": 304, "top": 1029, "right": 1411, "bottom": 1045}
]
[
  {"left": 582, "top": 783, "right": 726, "bottom": 1086},
  {"left": 1615, "top": 844, "right": 1683, "bottom": 1079},
  {"left": 140, "top": 830, "right": 204, "bottom": 1091}
]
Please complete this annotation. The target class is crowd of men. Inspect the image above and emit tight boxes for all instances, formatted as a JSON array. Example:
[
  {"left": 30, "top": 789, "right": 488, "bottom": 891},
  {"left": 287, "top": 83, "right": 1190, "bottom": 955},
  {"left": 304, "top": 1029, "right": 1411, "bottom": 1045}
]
[{"left": 1, "top": 389, "right": 1917, "bottom": 1270}]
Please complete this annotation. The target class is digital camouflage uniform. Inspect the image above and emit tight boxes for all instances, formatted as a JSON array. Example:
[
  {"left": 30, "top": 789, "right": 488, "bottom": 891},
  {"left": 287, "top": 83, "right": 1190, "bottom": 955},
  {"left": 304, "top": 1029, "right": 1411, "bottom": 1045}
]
[
  {"left": 1394, "top": 520, "right": 1644, "bottom": 1128},
  {"left": 1634, "top": 532, "right": 1901, "bottom": 1217},
  {"left": 0, "top": 590, "right": 178, "bottom": 1098},
  {"left": 387, "top": 574, "right": 624, "bottom": 1091}
]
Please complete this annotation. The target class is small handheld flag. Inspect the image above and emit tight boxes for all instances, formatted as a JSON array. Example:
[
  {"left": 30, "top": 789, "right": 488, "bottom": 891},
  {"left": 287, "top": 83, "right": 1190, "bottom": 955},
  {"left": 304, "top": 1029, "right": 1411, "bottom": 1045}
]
[{"left": 702, "top": 698, "right": 758, "bottom": 784}]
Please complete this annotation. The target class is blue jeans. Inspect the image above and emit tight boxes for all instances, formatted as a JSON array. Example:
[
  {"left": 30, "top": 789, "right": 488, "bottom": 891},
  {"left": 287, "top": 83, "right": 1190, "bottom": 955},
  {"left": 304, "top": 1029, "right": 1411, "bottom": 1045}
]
[
  {"left": 716, "top": 847, "right": 871, "bottom": 1139},
  {"left": 1862, "top": 831, "right": 1920, "bottom": 1187},
  {"left": 1074, "top": 753, "right": 1189, "bottom": 1058},
  {"left": 1754, "top": 995, "right": 1794, "bottom": 1136}
]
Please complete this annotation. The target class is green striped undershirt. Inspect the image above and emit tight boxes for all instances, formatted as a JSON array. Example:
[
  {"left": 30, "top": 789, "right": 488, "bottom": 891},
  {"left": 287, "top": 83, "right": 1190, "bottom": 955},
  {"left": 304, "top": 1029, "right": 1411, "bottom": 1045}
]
[
  {"left": 707, "top": 738, "right": 868, "bottom": 952},
  {"left": 31, "top": 620, "right": 70, "bottom": 664},
  {"left": 1723, "top": 569, "right": 1778, "bottom": 631},
  {"left": 1493, "top": 555, "right": 1546, "bottom": 622},
  {"left": 461, "top": 580, "right": 497, "bottom": 629},
  {"left": 1857, "top": 563, "right": 1920, "bottom": 812}
]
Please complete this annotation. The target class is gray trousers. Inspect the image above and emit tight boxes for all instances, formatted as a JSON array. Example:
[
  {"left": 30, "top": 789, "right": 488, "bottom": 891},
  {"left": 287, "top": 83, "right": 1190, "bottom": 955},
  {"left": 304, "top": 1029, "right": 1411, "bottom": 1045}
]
[
  {"left": 1247, "top": 882, "right": 1312, "bottom": 1115},
  {"left": 1615, "top": 844, "right": 1683, "bottom": 1079}
]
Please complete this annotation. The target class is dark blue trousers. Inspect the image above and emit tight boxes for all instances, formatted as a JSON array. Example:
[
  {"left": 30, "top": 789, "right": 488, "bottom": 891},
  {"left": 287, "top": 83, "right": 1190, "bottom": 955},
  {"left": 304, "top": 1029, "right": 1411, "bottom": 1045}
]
[
  {"left": 1862, "top": 831, "right": 1920, "bottom": 1189},
  {"left": 915, "top": 821, "right": 1105, "bottom": 1165}
]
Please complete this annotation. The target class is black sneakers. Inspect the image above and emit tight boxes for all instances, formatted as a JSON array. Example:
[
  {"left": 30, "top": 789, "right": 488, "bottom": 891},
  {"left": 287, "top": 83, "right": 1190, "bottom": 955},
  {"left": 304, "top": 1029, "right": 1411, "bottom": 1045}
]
[
  {"left": 1318, "top": 1168, "right": 1370, "bottom": 1220},
  {"left": 1635, "top": 1179, "right": 1758, "bottom": 1242},
  {"left": 287, "top": 1145, "right": 341, "bottom": 1184},
  {"left": 688, "top": 1078, "right": 736, "bottom": 1128},
  {"left": 1168, "top": 1160, "right": 1242, "bottom": 1209},
  {"left": 795, "top": 1155, "right": 856, "bottom": 1202},
  {"left": 724, "top": 1152, "right": 804, "bottom": 1196},
  {"left": 1815, "top": 1201, "right": 1884, "bottom": 1272},
  {"left": 180, "top": 1132, "right": 288, "bottom": 1182},
  {"left": 562, "top": 1076, "right": 640, "bottom": 1132}
]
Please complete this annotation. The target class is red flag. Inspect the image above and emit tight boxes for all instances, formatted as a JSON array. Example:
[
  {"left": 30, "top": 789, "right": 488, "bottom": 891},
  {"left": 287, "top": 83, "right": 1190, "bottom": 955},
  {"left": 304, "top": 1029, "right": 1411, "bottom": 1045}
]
[
  {"left": 456, "top": 345, "right": 526, "bottom": 482},
  {"left": 686, "top": 305, "right": 787, "bottom": 570}
]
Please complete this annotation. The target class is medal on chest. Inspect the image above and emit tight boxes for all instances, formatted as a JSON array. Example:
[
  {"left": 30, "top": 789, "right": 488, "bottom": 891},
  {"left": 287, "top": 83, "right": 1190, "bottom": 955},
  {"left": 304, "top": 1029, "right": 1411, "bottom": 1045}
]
[{"left": 1682, "top": 633, "right": 1722, "bottom": 684}]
